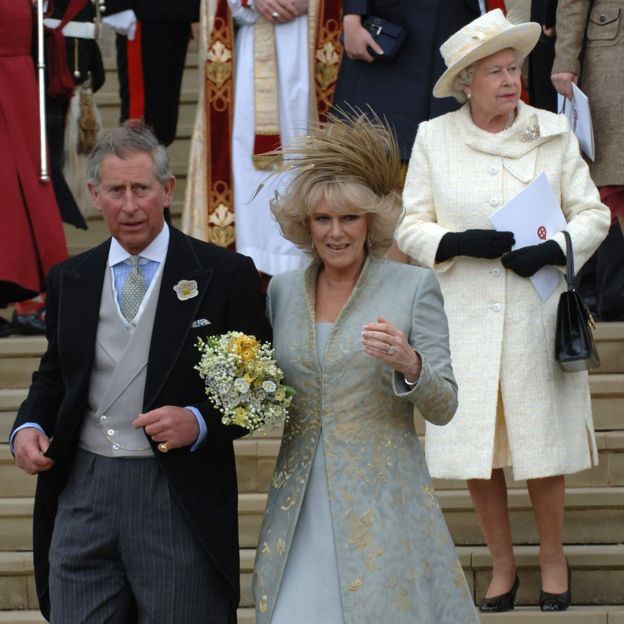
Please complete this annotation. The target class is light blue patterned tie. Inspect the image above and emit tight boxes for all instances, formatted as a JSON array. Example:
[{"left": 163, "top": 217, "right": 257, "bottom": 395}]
[{"left": 120, "top": 256, "right": 147, "bottom": 322}]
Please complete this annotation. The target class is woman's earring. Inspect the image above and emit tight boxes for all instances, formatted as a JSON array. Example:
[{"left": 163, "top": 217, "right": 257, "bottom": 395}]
[
  {"left": 311, "top": 240, "right": 315, "bottom": 249},
  {"left": 466, "top": 91, "right": 471, "bottom": 100}
]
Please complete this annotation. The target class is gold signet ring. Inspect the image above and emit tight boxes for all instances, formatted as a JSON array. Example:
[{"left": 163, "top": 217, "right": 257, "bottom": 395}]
[{"left": 157, "top": 442, "right": 169, "bottom": 453}]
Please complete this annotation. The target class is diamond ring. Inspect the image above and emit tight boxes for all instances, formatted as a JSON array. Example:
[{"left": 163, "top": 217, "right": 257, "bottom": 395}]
[
  {"left": 387, "top": 346, "right": 396, "bottom": 356},
  {"left": 157, "top": 442, "right": 169, "bottom": 453},
  {"left": 271, "top": 10, "right": 280, "bottom": 18}
]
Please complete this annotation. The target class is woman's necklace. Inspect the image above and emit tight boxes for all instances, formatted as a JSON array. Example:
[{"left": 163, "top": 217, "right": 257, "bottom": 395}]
[{"left": 503, "top": 109, "right": 517, "bottom": 131}]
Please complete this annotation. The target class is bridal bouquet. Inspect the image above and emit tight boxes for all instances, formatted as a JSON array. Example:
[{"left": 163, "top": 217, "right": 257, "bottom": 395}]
[{"left": 195, "top": 332, "right": 294, "bottom": 432}]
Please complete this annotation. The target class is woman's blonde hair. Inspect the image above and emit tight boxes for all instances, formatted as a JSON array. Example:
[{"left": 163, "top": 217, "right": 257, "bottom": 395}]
[{"left": 270, "top": 111, "right": 403, "bottom": 258}]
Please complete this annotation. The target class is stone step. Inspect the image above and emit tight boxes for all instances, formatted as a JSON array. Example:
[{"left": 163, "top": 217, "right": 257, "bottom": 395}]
[
  {"left": 96, "top": 89, "right": 199, "bottom": 129},
  {"left": 0, "top": 426, "right": 621, "bottom": 497},
  {"left": 98, "top": 55, "right": 200, "bottom": 98},
  {"left": 242, "top": 487, "right": 624, "bottom": 549},
  {"left": 3, "top": 610, "right": 624, "bottom": 624},
  {"left": 0, "top": 487, "right": 621, "bottom": 553},
  {"left": 2, "top": 546, "right": 624, "bottom": 612},
  {"left": 594, "top": 323, "right": 624, "bottom": 374}
]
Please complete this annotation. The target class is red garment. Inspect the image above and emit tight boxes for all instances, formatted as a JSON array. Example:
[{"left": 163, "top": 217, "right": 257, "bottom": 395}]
[
  {"left": 599, "top": 185, "right": 624, "bottom": 224},
  {"left": 0, "top": 0, "right": 67, "bottom": 305}
]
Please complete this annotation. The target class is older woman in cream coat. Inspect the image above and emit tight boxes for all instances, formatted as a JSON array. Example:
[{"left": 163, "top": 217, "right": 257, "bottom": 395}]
[{"left": 396, "top": 10, "right": 610, "bottom": 613}]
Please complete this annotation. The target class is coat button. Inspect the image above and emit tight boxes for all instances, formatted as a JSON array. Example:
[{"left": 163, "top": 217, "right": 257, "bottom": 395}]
[
  {"left": 600, "top": 14, "right": 606, "bottom": 22},
  {"left": 107, "top": 429, "right": 115, "bottom": 436},
  {"left": 490, "top": 197, "right": 500, "bottom": 207},
  {"left": 489, "top": 166, "right": 498, "bottom": 175},
  {"left": 113, "top": 443, "right": 120, "bottom": 450},
  {"left": 100, "top": 415, "right": 107, "bottom": 421},
  {"left": 492, "top": 303, "right": 501, "bottom": 312}
]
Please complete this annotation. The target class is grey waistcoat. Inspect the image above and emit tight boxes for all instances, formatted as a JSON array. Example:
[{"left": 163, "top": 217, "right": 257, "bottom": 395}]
[{"left": 79, "top": 264, "right": 162, "bottom": 457}]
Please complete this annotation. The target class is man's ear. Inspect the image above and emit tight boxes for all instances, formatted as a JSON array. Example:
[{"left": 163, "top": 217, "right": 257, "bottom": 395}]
[
  {"left": 87, "top": 181, "right": 101, "bottom": 213},
  {"left": 162, "top": 176, "right": 176, "bottom": 208}
]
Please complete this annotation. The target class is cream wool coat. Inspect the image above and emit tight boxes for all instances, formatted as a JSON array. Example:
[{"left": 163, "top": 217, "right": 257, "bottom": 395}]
[{"left": 396, "top": 101, "right": 611, "bottom": 481}]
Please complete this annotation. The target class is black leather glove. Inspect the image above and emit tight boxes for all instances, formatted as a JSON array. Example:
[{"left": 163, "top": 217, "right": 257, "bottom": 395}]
[
  {"left": 501, "top": 240, "right": 566, "bottom": 277},
  {"left": 435, "top": 229, "right": 515, "bottom": 262}
]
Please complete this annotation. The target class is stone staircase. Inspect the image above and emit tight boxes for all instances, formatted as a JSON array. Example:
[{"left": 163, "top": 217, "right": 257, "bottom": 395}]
[
  {"left": 0, "top": 323, "right": 622, "bottom": 622},
  {"left": 1, "top": 37, "right": 623, "bottom": 624}
]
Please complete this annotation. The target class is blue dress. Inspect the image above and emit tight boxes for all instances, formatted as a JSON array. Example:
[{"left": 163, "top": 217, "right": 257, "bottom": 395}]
[{"left": 270, "top": 323, "right": 344, "bottom": 624}]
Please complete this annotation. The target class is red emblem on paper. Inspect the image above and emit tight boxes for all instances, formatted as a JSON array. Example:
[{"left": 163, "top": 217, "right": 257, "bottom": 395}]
[{"left": 537, "top": 226, "right": 547, "bottom": 240}]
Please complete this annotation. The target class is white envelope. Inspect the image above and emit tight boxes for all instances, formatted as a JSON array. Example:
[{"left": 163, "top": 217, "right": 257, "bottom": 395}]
[
  {"left": 557, "top": 83, "right": 595, "bottom": 161},
  {"left": 489, "top": 173, "right": 567, "bottom": 302}
]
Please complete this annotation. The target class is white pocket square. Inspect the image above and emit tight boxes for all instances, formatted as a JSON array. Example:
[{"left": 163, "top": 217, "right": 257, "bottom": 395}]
[{"left": 191, "top": 319, "right": 211, "bottom": 328}]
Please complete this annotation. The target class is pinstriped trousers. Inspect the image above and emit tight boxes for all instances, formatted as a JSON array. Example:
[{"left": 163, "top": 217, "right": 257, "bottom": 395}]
[{"left": 49, "top": 449, "right": 233, "bottom": 623}]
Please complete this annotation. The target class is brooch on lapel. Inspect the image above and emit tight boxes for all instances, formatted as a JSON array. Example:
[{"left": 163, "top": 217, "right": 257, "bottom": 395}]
[
  {"left": 174, "top": 279, "right": 198, "bottom": 301},
  {"left": 520, "top": 114, "right": 541, "bottom": 143},
  {"left": 192, "top": 319, "right": 211, "bottom": 328}
]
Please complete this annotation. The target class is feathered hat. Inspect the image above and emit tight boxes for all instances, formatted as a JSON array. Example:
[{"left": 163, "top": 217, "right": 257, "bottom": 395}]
[{"left": 276, "top": 109, "right": 402, "bottom": 199}]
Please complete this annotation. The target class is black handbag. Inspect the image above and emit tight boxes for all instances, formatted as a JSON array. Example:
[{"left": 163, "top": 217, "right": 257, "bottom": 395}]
[
  {"left": 340, "top": 16, "right": 406, "bottom": 61},
  {"left": 362, "top": 16, "right": 406, "bottom": 60},
  {"left": 555, "top": 231, "right": 600, "bottom": 372}
]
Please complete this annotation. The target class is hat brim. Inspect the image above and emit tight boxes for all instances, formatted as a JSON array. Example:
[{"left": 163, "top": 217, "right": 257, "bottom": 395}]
[{"left": 433, "top": 22, "right": 541, "bottom": 100}]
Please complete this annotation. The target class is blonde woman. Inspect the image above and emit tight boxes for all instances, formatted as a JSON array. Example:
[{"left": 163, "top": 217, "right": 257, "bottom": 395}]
[
  {"left": 396, "top": 9, "right": 610, "bottom": 613},
  {"left": 252, "top": 114, "right": 480, "bottom": 624}
]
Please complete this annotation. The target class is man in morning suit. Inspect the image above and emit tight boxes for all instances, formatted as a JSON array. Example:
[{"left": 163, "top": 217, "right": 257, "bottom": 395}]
[{"left": 11, "top": 121, "right": 270, "bottom": 623}]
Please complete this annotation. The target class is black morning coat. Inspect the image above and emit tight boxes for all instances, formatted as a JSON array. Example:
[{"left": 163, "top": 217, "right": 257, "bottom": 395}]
[
  {"left": 332, "top": 0, "right": 482, "bottom": 160},
  {"left": 11, "top": 227, "right": 271, "bottom": 620}
]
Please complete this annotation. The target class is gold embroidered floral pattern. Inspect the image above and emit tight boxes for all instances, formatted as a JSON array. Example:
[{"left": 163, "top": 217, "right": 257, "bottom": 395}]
[
  {"left": 348, "top": 578, "right": 363, "bottom": 592},
  {"left": 206, "top": 41, "right": 232, "bottom": 89},
  {"left": 314, "top": 12, "right": 343, "bottom": 121},
  {"left": 207, "top": 199, "right": 235, "bottom": 248},
  {"left": 315, "top": 42, "right": 340, "bottom": 90}
]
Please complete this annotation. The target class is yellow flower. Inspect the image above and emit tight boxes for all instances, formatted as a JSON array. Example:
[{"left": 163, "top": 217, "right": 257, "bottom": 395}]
[
  {"left": 241, "top": 349, "right": 256, "bottom": 362},
  {"left": 233, "top": 407, "right": 249, "bottom": 427},
  {"left": 275, "top": 388, "right": 285, "bottom": 401}
]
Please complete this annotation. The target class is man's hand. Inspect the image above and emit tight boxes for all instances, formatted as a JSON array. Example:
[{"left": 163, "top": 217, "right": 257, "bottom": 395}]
[
  {"left": 343, "top": 14, "right": 383, "bottom": 62},
  {"left": 133, "top": 406, "right": 200, "bottom": 451},
  {"left": 551, "top": 72, "right": 578, "bottom": 99},
  {"left": 14, "top": 428, "right": 54, "bottom": 475},
  {"left": 255, "top": 0, "right": 305, "bottom": 23}
]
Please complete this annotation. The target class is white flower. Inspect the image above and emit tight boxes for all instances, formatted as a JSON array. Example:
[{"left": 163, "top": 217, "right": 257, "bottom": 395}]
[
  {"left": 233, "top": 378, "right": 250, "bottom": 393},
  {"left": 262, "top": 380, "right": 277, "bottom": 393},
  {"left": 174, "top": 280, "right": 198, "bottom": 301}
]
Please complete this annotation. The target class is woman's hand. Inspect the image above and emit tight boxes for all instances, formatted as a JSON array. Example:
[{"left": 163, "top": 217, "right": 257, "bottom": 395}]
[
  {"left": 551, "top": 71, "right": 578, "bottom": 99},
  {"left": 343, "top": 14, "right": 383, "bottom": 62},
  {"left": 362, "top": 316, "right": 421, "bottom": 383},
  {"left": 436, "top": 229, "right": 515, "bottom": 262},
  {"left": 502, "top": 240, "right": 566, "bottom": 277}
]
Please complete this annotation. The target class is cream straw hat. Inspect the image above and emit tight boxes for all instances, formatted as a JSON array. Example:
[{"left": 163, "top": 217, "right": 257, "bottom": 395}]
[{"left": 433, "top": 9, "right": 541, "bottom": 101}]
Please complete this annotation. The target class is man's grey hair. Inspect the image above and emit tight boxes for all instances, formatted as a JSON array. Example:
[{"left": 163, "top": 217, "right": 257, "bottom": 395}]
[{"left": 87, "top": 121, "right": 172, "bottom": 187}]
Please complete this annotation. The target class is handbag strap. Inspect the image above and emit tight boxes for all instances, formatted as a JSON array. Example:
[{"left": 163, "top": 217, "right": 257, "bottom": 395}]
[{"left": 562, "top": 230, "right": 575, "bottom": 291}]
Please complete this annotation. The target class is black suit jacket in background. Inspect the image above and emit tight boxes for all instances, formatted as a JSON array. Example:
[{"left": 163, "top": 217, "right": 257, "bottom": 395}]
[
  {"left": 333, "top": 0, "right": 481, "bottom": 159},
  {"left": 12, "top": 227, "right": 270, "bottom": 620},
  {"left": 102, "top": 0, "right": 200, "bottom": 22}
]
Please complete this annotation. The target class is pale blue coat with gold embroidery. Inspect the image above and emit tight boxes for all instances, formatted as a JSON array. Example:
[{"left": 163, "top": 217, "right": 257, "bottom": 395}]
[{"left": 253, "top": 257, "right": 480, "bottom": 624}]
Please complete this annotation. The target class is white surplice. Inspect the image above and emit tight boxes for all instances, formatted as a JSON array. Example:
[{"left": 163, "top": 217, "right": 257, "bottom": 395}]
[{"left": 230, "top": 2, "right": 309, "bottom": 275}]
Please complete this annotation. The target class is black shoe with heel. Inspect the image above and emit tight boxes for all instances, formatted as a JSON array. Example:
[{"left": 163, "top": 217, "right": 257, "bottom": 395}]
[
  {"left": 479, "top": 575, "right": 519, "bottom": 612},
  {"left": 540, "top": 561, "right": 571, "bottom": 611}
]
